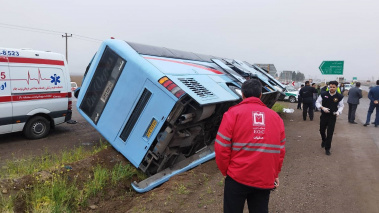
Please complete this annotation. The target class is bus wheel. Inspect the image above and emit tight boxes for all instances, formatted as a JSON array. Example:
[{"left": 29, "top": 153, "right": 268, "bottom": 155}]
[
  {"left": 24, "top": 116, "right": 51, "bottom": 139},
  {"left": 289, "top": 96, "right": 296, "bottom": 103}
]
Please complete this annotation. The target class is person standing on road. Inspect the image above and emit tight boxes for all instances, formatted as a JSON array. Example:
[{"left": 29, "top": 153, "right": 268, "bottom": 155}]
[
  {"left": 215, "top": 79, "right": 286, "bottom": 213},
  {"left": 299, "top": 81, "right": 318, "bottom": 121},
  {"left": 316, "top": 81, "right": 344, "bottom": 155},
  {"left": 347, "top": 82, "right": 362, "bottom": 124},
  {"left": 312, "top": 83, "right": 318, "bottom": 112},
  {"left": 363, "top": 80, "right": 379, "bottom": 127},
  {"left": 315, "top": 85, "right": 321, "bottom": 112},
  {"left": 297, "top": 84, "right": 304, "bottom": 109},
  {"left": 339, "top": 83, "right": 345, "bottom": 95}
]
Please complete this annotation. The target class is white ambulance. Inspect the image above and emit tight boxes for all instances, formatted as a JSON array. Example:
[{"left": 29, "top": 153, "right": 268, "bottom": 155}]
[{"left": 0, "top": 48, "right": 72, "bottom": 139}]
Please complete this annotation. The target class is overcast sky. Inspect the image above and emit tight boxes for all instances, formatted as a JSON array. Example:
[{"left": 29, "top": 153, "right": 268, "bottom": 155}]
[{"left": 1, "top": 0, "right": 378, "bottom": 81}]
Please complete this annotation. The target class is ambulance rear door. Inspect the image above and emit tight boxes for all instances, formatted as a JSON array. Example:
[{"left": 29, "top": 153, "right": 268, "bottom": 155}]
[{"left": 0, "top": 52, "right": 12, "bottom": 134}]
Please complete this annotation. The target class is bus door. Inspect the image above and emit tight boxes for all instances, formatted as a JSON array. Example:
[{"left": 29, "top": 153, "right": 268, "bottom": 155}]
[
  {"left": 0, "top": 55, "right": 12, "bottom": 134},
  {"left": 115, "top": 79, "right": 176, "bottom": 168}
]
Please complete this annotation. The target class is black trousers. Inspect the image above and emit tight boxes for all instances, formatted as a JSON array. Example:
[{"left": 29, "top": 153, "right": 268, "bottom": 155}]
[
  {"left": 348, "top": 103, "right": 358, "bottom": 122},
  {"left": 303, "top": 103, "right": 314, "bottom": 120},
  {"left": 297, "top": 97, "right": 302, "bottom": 109},
  {"left": 319, "top": 114, "right": 337, "bottom": 150},
  {"left": 224, "top": 176, "right": 270, "bottom": 213}
]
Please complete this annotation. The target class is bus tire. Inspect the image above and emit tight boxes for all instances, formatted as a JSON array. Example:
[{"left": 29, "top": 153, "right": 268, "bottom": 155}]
[{"left": 23, "top": 116, "right": 51, "bottom": 139}]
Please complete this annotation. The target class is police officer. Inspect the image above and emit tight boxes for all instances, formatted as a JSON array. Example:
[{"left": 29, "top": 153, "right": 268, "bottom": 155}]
[
  {"left": 297, "top": 84, "right": 304, "bottom": 109},
  {"left": 316, "top": 81, "right": 344, "bottom": 155},
  {"left": 299, "top": 81, "right": 317, "bottom": 121},
  {"left": 363, "top": 80, "right": 379, "bottom": 127}
]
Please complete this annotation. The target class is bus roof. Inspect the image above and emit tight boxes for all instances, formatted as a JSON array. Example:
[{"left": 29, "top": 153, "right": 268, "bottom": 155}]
[{"left": 127, "top": 41, "right": 223, "bottom": 63}]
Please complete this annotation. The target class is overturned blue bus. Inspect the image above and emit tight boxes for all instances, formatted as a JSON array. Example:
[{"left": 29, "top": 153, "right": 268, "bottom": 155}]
[{"left": 76, "top": 39, "right": 285, "bottom": 192}]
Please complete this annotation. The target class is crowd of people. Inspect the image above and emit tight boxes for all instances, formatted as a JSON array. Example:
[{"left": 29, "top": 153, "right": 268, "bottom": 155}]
[
  {"left": 213, "top": 79, "right": 378, "bottom": 213},
  {"left": 297, "top": 80, "right": 379, "bottom": 155}
]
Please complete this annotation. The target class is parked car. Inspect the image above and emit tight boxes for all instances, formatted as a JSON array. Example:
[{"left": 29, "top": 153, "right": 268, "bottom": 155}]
[
  {"left": 70, "top": 82, "right": 78, "bottom": 91},
  {"left": 344, "top": 84, "right": 353, "bottom": 91},
  {"left": 279, "top": 86, "right": 298, "bottom": 103}
]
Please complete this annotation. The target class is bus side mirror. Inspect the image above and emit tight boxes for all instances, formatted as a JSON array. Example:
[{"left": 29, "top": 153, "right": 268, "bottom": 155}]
[{"left": 74, "top": 87, "right": 80, "bottom": 99}]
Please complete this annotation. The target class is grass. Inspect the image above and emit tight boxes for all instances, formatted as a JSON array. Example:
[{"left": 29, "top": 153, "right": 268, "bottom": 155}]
[
  {"left": 0, "top": 139, "right": 146, "bottom": 212},
  {"left": 217, "top": 178, "right": 224, "bottom": 187},
  {"left": 271, "top": 102, "right": 285, "bottom": 114},
  {"left": 30, "top": 174, "right": 80, "bottom": 212},
  {"left": 175, "top": 183, "right": 189, "bottom": 195},
  {"left": 0, "top": 193, "right": 14, "bottom": 213},
  {"left": 84, "top": 165, "right": 109, "bottom": 198},
  {"left": 3, "top": 162, "right": 142, "bottom": 212},
  {"left": 111, "top": 163, "right": 138, "bottom": 186},
  {"left": 1, "top": 139, "right": 108, "bottom": 179}
]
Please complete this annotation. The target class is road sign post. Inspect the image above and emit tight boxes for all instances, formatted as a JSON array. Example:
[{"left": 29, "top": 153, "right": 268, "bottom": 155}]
[{"left": 319, "top": 61, "right": 344, "bottom": 75}]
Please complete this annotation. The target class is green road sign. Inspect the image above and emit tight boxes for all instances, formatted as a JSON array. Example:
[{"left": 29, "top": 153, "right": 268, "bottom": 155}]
[
  {"left": 353, "top": 77, "right": 357, "bottom": 80},
  {"left": 319, "top": 61, "right": 344, "bottom": 75}
]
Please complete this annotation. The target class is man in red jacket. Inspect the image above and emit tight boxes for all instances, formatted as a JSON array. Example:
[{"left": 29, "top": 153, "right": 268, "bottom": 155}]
[{"left": 215, "top": 79, "right": 286, "bottom": 213}]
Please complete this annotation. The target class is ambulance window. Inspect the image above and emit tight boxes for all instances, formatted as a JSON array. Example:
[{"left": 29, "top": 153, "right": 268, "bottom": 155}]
[{"left": 79, "top": 46, "right": 126, "bottom": 124}]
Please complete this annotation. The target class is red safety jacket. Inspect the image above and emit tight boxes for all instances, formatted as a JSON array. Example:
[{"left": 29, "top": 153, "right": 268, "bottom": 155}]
[{"left": 215, "top": 97, "right": 286, "bottom": 189}]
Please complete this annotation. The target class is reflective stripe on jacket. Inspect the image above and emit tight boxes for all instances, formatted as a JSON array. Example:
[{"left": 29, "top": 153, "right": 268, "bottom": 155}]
[
  {"left": 326, "top": 87, "right": 341, "bottom": 94},
  {"left": 215, "top": 97, "right": 286, "bottom": 189}
]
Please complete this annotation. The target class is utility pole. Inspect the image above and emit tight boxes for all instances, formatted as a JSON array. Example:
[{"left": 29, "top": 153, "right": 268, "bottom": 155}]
[{"left": 62, "top": 33, "right": 72, "bottom": 63}]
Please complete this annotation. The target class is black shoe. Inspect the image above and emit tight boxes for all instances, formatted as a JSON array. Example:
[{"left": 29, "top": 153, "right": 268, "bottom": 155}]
[
  {"left": 325, "top": 150, "right": 331, "bottom": 156},
  {"left": 363, "top": 123, "right": 369, "bottom": 126},
  {"left": 321, "top": 141, "right": 325, "bottom": 148},
  {"left": 372, "top": 122, "right": 376, "bottom": 124}
]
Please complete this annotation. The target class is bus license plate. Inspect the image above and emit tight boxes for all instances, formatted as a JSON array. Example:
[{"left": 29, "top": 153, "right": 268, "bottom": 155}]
[
  {"left": 100, "top": 81, "right": 114, "bottom": 103},
  {"left": 145, "top": 119, "right": 158, "bottom": 139}
]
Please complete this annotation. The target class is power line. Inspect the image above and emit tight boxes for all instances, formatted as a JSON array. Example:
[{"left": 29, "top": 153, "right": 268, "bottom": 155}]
[
  {"left": 0, "top": 25, "right": 60, "bottom": 36},
  {"left": 0, "top": 22, "right": 103, "bottom": 42},
  {"left": 0, "top": 22, "right": 63, "bottom": 34},
  {"left": 71, "top": 36, "right": 102, "bottom": 43},
  {"left": 72, "top": 34, "right": 102, "bottom": 42}
]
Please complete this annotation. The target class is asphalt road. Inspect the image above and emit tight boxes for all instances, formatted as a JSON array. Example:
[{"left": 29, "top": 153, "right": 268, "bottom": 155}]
[
  {"left": 0, "top": 99, "right": 104, "bottom": 166},
  {"left": 269, "top": 99, "right": 379, "bottom": 213}
]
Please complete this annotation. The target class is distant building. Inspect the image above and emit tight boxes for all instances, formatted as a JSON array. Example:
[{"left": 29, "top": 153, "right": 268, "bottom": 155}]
[
  {"left": 280, "top": 70, "right": 294, "bottom": 84},
  {"left": 254, "top": 64, "right": 277, "bottom": 77}
]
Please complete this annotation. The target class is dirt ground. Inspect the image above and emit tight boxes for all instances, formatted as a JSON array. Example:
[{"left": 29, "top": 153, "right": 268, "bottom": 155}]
[
  {"left": 1, "top": 98, "right": 379, "bottom": 212},
  {"left": 94, "top": 100, "right": 379, "bottom": 213},
  {"left": 113, "top": 100, "right": 379, "bottom": 213}
]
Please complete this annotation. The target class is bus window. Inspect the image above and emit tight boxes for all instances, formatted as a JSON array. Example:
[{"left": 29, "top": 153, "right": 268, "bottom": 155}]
[{"left": 80, "top": 47, "right": 125, "bottom": 124}]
